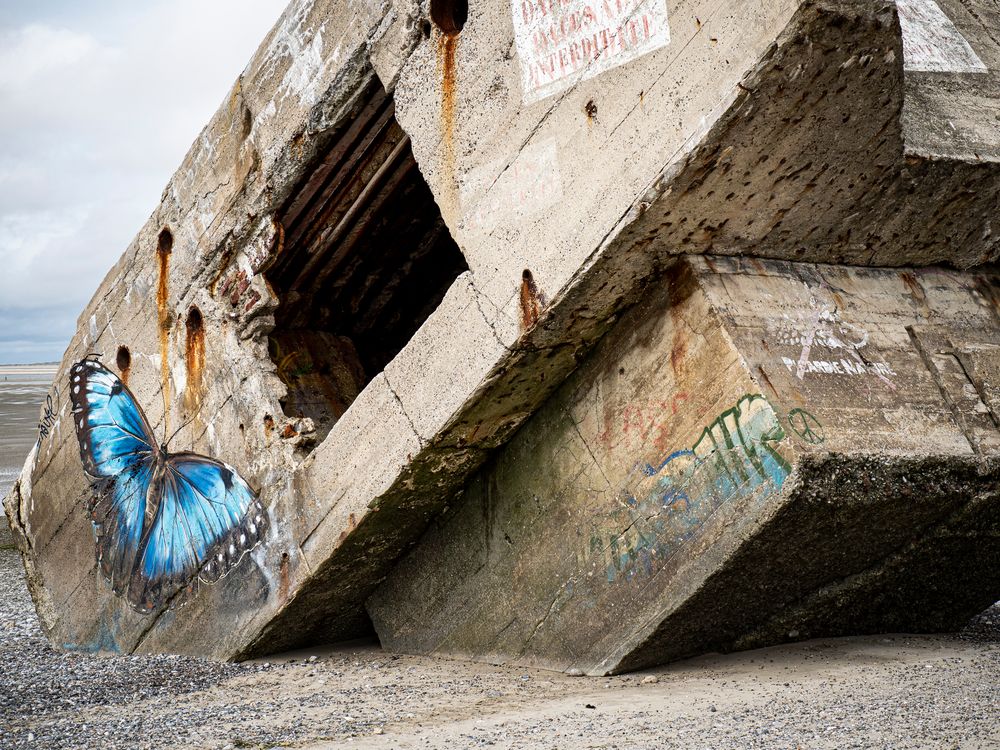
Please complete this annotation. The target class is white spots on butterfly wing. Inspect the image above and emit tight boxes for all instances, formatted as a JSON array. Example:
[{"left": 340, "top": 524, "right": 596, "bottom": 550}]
[
  {"left": 228, "top": 544, "right": 236, "bottom": 556},
  {"left": 239, "top": 533, "right": 246, "bottom": 546}
]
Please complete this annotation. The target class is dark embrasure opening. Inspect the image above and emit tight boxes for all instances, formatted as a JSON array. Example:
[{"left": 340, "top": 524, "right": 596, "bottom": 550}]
[{"left": 265, "top": 80, "right": 468, "bottom": 442}]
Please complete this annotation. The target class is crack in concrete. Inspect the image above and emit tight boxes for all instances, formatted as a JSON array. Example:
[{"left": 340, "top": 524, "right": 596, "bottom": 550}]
[
  {"left": 516, "top": 578, "right": 572, "bottom": 658},
  {"left": 384, "top": 373, "right": 426, "bottom": 448},
  {"left": 469, "top": 279, "right": 510, "bottom": 349},
  {"left": 607, "top": 0, "right": 730, "bottom": 142}
]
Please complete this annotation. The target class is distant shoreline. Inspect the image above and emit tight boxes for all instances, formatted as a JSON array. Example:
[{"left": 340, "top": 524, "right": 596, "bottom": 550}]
[{"left": 0, "top": 364, "right": 58, "bottom": 376}]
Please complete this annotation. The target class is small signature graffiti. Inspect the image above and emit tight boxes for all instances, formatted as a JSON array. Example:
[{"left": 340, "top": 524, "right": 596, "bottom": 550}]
[
  {"left": 36, "top": 388, "right": 59, "bottom": 445},
  {"left": 787, "top": 408, "right": 824, "bottom": 444}
]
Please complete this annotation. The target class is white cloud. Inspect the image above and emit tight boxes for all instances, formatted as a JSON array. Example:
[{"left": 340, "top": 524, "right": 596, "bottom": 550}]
[
  {"left": 0, "top": 0, "right": 288, "bottom": 363},
  {"left": 0, "top": 24, "right": 118, "bottom": 92}
]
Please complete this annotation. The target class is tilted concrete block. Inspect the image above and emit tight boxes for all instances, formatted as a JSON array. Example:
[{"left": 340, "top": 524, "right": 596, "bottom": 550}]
[
  {"left": 368, "top": 256, "right": 1000, "bottom": 674},
  {"left": 5, "top": 0, "right": 1000, "bottom": 661}
]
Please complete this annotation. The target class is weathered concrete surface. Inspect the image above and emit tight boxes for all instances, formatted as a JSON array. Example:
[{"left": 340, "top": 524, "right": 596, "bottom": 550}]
[
  {"left": 5, "top": 0, "right": 1000, "bottom": 663},
  {"left": 368, "top": 256, "right": 1000, "bottom": 674}
]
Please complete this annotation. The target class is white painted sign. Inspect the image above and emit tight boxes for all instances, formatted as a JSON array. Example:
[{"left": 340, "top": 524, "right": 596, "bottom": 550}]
[
  {"left": 896, "top": 0, "right": 986, "bottom": 73},
  {"left": 512, "top": 0, "right": 671, "bottom": 103}
]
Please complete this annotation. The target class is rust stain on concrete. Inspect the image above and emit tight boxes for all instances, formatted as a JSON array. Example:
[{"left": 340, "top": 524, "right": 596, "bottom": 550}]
[
  {"left": 520, "top": 269, "right": 545, "bottom": 331},
  {"left": 278, "top": 552, "right": 290, "bottom": 604},
  {"left": 156, "top": 229, "right": 174, "bottom": 434},
  {"left": 438, "top": 32, "right": 458, "bottom": 213},
  {"left": 184, "top": 306, "right": 206, "bottom": 417}
]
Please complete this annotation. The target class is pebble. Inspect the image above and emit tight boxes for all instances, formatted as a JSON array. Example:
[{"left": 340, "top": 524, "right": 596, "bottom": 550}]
[{"left": 641, "top": 675, "right": 658, "bottom": 685}]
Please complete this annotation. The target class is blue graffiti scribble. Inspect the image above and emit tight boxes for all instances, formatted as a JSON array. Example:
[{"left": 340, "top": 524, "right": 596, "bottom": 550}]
[{"left": 593, "top": 394, "right": 793, "bottom": 583}]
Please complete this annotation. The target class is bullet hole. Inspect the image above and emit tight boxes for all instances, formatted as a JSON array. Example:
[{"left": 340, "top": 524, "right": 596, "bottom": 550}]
[
  {"left": 421, "top": 19, "right": 432, "bottom": 38},
  {"left": 619, "top": 367, "right": 626, "bottom": 375},
  {"left": 157, "top": 228, "right": 173, "bottom": 257},
  {"left": 186, "top": 306, "right": 204, "bottom": 335},
  {"left": 116, "top": 346, "right": 131, "bottom": 373},
  {"left": 430, "top": 0, "right": 467, "bottom": 34},
  {"left": 281, "top": 552, "right": 289, "bottom": 560},
  {"left": 239, "top": 423, "right": 245, "bottom": 435},
  {"left": 116, "top": 346, "right": 132, "bottom": 384},
  {"left": 241, "top": 105, "right": 253, "bottom": 140},
  {"left": 585, "top": 100, "right": 598, "bottom": 119}
]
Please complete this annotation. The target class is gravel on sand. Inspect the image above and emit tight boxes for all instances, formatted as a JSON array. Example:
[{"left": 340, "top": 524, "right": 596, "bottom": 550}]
[{"left": 1, "top": 545, "right": 998, "bottom": 750}]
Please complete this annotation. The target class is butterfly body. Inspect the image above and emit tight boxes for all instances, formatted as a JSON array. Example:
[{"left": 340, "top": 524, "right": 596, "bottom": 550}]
[{"left": 70, "top": 357, "right": 268, "bottom": 614}]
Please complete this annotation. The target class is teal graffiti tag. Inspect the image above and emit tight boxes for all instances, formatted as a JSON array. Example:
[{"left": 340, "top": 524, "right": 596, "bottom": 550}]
[{"left": 593, "top": 394, "right": 793, "bottom": 583}]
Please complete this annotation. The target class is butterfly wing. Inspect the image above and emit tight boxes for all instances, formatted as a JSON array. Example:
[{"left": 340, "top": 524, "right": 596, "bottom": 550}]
[
  {"left": 70, "top": 359, "right": 158, "bottom": 596},
  {"left": 70, "top": 359, "right": 157, "bottom": 477},
  {"left": 128, "top": 453, "right": 268, "bottom": 611}
]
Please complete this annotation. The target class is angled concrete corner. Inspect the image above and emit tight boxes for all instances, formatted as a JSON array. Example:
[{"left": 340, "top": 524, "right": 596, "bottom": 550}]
[{"left": 368, "top": 257, "right": 1000, "bottom": 674}]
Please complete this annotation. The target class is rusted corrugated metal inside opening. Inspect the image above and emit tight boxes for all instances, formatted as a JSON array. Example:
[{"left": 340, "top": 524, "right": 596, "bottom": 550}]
[{"left": 266, "top": 81, "right": 468, "bottom": 442}]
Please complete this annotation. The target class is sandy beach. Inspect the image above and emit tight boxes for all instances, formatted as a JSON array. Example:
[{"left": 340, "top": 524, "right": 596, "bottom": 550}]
[{"left": 1, "top": 539, "right": 997, "bottom": 749}]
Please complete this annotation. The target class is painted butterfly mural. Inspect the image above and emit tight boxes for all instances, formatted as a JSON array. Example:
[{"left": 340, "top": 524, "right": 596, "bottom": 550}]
[{"left": 70, "top": 356, "right": 268, "bottom": 614}]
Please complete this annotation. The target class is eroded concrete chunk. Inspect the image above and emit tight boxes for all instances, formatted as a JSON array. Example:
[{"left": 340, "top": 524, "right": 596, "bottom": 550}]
[{"left": 368, "top": 257, "right": 1000, "bottom": 674}]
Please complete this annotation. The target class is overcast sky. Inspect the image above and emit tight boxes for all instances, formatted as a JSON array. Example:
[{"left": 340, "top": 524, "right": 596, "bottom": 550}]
[{"left": 0, "top": 0, "right": 289, "bottom": 364}]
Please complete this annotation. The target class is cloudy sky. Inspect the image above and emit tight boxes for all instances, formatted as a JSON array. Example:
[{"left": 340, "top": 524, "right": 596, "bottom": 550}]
[{"left": 0, "top": 0, "right": 289, "bottom": 364}]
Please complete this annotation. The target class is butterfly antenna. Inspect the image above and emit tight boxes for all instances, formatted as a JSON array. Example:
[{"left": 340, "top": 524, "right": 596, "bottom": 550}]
[{"left": 165, "top": 411, "right": 199, "bottom": 450}]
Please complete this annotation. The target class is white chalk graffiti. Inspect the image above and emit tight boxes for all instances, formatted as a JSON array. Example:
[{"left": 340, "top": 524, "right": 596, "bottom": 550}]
[{"left": 769, "top": 308, "right": 896, "bottom": 387}]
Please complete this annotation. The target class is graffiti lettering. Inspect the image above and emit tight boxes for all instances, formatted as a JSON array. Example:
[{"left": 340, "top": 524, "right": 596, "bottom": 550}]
[
  {"left": 512, "top": 0, "right": 671, "bottom": 103},
  {"left": 779, "top": 356, "right": 897, "bottom": 378},
  {"left": 36, "top": 389, "right": 59, "bottom": 445},
  {"left": 591, "top": 394, "right": 800, "bottom": 583},
  {"left": 770, "top": 308, "right": 896, "bottom": 388},
  {"left": 598, "top": 392, "right": 690, "bottom": 450}
]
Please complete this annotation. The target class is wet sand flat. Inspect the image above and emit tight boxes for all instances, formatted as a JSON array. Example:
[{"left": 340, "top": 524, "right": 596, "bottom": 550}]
[{"left": 0, "top": 365, "right": 56, "bottom": 507}]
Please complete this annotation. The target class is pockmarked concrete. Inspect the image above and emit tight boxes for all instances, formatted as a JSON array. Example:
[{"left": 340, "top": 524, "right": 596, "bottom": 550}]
[{"left": 4, "top": 0, "right": 1000, "bottom": 668}]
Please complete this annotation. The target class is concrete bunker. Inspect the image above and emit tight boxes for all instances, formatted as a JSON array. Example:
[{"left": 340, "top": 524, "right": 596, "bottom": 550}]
[
  {"left": 9, "top": 0, "right": 1000, "bottom": 668},
  {"left": 265, "top": 80, "right": 468, "bottom": 442}
]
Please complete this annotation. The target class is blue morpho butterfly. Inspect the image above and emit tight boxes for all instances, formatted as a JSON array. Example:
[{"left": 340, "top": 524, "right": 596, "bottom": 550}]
[{"left": 70, "top": 356, "right": 268, "bottom": 614}]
